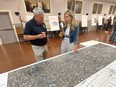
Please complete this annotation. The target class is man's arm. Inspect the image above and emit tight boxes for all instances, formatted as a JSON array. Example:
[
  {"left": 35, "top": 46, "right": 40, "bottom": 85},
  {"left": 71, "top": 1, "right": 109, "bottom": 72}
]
[{"left": 23, "top": 34, "right": 46, "bottom": 40}]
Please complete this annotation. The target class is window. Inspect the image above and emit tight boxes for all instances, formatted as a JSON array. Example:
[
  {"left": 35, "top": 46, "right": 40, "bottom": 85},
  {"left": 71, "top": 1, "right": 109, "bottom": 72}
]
[
  {"left": 92, "top": 3, "right": 98, "bottom": 14},
  {"left": 109, "top": 5, "right": 116, "bottom": 14},
  {"left": 97, "top": 4, "right": 103, "bottom": 14},
  {"left": 92, "top": 3, "right": 103, "bottom": 14},
  {"left": 24, "top": 0, "right": 51, "bottom": 13},
  {"left": 112, "top": 6, "right": 116, "bottom": 14},
  {"left": 109, "top": 5, "right": 113, "bottom": 14}
]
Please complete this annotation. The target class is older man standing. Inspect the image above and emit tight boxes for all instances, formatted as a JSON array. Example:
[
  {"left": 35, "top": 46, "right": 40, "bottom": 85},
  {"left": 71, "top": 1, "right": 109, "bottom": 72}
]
[{"left": 24, "top": 7, "right": 49, "bottom": 61}]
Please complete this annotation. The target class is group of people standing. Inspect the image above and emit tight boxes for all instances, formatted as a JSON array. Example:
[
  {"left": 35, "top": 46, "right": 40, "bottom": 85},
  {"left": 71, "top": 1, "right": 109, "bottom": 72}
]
[
  {"left": 102, "top": 14, "right": 116, "bottom": 43},
  {"left": 23, "top": 7, "right": 78, "bottom": 62},
  {"left": 23, "top": 7, "right": 116, "bottom": 62},
  {"left": 109, "top": 17, "right": 116, "bottom": 43},
  {"left": 102, "top": 15, "right": 112, "bottom": 33}
]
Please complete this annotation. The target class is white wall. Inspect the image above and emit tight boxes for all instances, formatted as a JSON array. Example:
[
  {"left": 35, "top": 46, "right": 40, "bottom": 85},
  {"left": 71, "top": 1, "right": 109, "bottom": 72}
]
[
  {"left": 19, "top": 0, "right": 67, "bottom": 20},
  {"left": 50, "top": 0, "right": 67, "bottom": 19},
  {"left": 0, "top": 0, "right": 115, "bottom": 23},
  {"left": 0, "top": 0, "right": 21, "bottom": 23},
  {"left": 82, "top": 0, "right": 116, "bottom": 20}
]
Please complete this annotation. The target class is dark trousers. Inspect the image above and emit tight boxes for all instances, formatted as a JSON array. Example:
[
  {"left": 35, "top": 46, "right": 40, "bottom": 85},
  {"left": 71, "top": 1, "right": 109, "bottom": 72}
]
[
  {"left": 103, "top": 24, "right": 106, "bottom": 30},
  {"left": 106, "top": 24, "right": 111, "bottom": 31},
  {"left": 109, "top": 31, "right": 116, "bottom": 43}
]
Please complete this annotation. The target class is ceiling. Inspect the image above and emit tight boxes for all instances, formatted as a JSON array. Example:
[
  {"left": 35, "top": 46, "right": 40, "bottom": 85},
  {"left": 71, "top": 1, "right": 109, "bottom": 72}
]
[
  {"left": 101, "top": 0, "right": 116, "bottom": 3},
  {"left": 86, "top": 0, "right": 116, "bottom": 4}
]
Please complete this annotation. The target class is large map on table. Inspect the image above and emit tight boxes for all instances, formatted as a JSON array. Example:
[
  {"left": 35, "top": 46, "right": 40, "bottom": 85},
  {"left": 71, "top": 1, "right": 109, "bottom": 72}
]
[{"left": 7, "top": 43, "right": 116, "bottom": 87}]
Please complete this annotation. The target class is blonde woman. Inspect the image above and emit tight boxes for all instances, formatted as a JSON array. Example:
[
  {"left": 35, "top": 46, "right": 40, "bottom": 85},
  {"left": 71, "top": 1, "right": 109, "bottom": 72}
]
[{"left": 60, "top": 10, "right": 78, "bottom": 54}]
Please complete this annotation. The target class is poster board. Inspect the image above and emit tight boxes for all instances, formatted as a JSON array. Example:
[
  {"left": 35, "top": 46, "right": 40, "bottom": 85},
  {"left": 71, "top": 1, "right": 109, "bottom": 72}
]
[
  {"left": 98, "top": 16, "right": 102, "bottom": 25},
  {"left": 48, "top": 16, "right": 60, "bottom": 31},
  {"left": 92, "top": 15, "right": 97, "bottom": 26},
  {"left": 82, "top": 15, "right": 88, "bottom": 27}
]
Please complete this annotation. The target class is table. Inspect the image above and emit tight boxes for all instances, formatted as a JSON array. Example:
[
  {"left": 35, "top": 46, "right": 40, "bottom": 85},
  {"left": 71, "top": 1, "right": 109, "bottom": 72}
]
[{"left": 1, "top": 41, "right": 116, "bottom": 87}]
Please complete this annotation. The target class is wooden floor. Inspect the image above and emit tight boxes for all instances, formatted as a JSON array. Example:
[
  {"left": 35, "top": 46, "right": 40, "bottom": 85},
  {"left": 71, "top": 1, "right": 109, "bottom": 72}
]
[{"left": 0, "top": 29, "right": 115, "bottom": 73}]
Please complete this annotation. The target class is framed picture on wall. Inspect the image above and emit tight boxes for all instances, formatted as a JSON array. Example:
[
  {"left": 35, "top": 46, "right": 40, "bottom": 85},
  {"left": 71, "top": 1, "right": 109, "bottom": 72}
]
[
  {"left": 24, "top": 0, "right": 51, "bottom": 13},
  {"left": 67, "top": 0, "right": 75, "bottom": 12},
  {"left": 75, "top": 1, "right": 83, "bottom": 14}
]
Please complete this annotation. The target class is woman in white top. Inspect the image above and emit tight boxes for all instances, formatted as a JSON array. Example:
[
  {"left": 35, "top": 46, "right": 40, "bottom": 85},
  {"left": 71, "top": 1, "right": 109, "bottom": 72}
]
[{"left": 60, "top": 10, "right": 79, "bottom": 54}]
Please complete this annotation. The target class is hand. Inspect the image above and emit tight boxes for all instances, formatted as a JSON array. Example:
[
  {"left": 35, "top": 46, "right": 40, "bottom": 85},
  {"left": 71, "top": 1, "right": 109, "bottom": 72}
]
[
  {"left": 59, "top": 32, "right": 64, "bottom": 37},
  {"left": 38, "top": 32, "right": 46, "bottom": 39},
  {"left": 41, "top": 32, "right": 46, "bottom": 37}
]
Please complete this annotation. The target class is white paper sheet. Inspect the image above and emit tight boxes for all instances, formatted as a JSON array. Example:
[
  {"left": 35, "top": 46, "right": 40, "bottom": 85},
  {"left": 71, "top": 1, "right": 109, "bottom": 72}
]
[
  {"left": 98, "top": 16, "right": 103, "bottom": 25},
  {"left": 48, "top": 16, "right": 60, "bottom": 31},
  {"left": 80, "top": 40, "right": 100, "bottom": 47},
  {"left": 0, "top": 73, "right": 8, "bottom": 87},
  {"left": 82, "top": 15, "right": 88, "bottom": 27}
]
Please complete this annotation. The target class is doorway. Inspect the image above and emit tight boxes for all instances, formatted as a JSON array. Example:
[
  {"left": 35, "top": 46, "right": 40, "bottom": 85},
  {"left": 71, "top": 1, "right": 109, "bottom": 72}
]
[{"left": 0, "top": 11, "right": 18, "bottom": 44}]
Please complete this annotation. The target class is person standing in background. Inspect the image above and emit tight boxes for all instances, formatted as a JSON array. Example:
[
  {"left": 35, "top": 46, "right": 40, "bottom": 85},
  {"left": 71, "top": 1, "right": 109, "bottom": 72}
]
[
  {"left": 23, "top": 7, "right": 49, "bottom": 62},
  {"left": 105, "top": 17, "right": 112, "bottom": 33},
  {"left": 60, "top": 10, "right": 78, "bottom": 54},
  {"left": 109, "top": 16, "right": 116, "bottom": 43},
  {"left": 102, "top": 14, "right": 107, "bottom": 30}
]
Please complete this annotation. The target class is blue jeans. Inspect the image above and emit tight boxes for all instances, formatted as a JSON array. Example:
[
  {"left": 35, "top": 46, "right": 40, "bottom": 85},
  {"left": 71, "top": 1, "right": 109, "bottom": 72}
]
[{"left": 109, "top": 31, "right": 116, "bottom": 43}]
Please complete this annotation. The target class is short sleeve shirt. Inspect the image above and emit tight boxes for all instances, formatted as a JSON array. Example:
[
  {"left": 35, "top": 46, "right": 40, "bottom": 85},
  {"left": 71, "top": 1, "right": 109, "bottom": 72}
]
[{"left": 24, "top": 18, "right": 47, "bottom": 46}]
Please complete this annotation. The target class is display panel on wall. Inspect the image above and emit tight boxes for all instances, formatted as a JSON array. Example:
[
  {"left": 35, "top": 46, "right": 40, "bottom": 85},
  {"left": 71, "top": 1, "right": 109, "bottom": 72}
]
[
  {"left": 67, "top": 0, "right": 82, "bottom": 14},
  {"left": 24, "top": 0, "right": 51, "bottom": 13}
]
